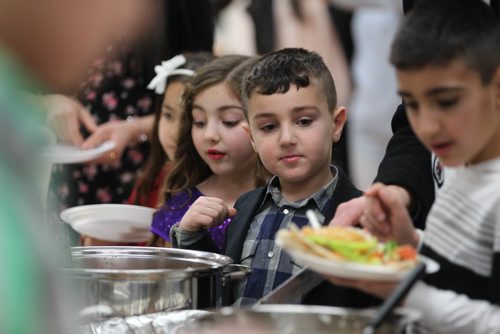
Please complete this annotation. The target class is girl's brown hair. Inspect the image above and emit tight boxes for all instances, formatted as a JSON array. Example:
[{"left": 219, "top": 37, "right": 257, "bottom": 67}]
[
  {"left": 133, "top": 52, "right": 213, "bottom": 206},
  {"left": 163, "top": 55, "right": 265, "bottom": 202}
]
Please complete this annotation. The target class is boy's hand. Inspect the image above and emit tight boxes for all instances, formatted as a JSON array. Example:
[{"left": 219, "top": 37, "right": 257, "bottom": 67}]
[
  {"left": 361, "top": 183, "right": 419, "bottom": 247},
  {"left": 179, "top": 196, "right": 237, "bottom": 232},
  {"left": 329, "top": 185, "right": 408, "bottom": 228}
]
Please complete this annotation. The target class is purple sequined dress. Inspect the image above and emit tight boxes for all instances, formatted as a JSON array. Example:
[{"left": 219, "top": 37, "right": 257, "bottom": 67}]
[{"left": 151, "top": 187, "right": 231, "bottom": 251}]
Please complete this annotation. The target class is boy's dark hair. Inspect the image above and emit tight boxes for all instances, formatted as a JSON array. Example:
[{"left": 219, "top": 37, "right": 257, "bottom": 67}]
[
  {"left": 241, "top": 48, "right": 337, "bottom": 117},
  {"left": 391, "top": 0, "right": 500, "bottom": 84}
]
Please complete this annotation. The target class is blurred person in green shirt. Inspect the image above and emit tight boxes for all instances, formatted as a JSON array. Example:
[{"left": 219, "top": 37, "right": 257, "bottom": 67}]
[{"left": 0, "top": 1, "right": 155, "bottom": 333}]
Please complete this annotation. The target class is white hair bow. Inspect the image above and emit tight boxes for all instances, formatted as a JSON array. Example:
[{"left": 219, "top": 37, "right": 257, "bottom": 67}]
[{"left": 147, "top": 55, "right": 195, "bottom": 94}]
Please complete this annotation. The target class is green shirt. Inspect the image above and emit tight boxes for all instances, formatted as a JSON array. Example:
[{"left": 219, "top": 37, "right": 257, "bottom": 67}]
[{"left": 0, "top": 48, "right": 66, "bottom": 334}]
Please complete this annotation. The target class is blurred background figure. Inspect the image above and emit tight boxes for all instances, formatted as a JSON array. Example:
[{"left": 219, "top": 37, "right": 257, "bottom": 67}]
[
  {"left": 45, "top": 0, "right": 215, "bottom": 245},
  {"left": 0, "top": 0, "right": 154, "bottom": 333},
  {"left": 213, "top": 0, "right": 353, "bottom": 171},
  {"left": 335, "top": 1, "right": 402, "bottom": 189},
  {"left": 211, "top": 0, "right": 402, "bottom": 186}
]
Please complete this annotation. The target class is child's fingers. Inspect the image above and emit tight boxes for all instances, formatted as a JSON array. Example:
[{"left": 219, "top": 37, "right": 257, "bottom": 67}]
[
  {"left": 361, "top": 195, "right": 391, "bottom": 238},
  {"left": 364, "top": 182, "right": 386, "bottom": 196},
  {"left": 360, "top": 214, "right": 391, "bottom": 240},
  {"left": 185, "top": 197, "right": 234, "bottom": 229},
  {"left": 228, "top": 207, "right": 237, "bottom": 217},
  {"left": 378, "top": 187, "right": 409, "bottom": 220},
  {"left": 365, "top": 194, "right": 387, "bottom": 224},
  {"left": 329, "top": 196, "right": 365, "bottom": 227}
]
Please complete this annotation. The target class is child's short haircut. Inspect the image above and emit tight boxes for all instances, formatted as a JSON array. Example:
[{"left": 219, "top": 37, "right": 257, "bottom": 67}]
[
  {"left": 241, "top": 48, "right": 337, "bottom": 117},
  {"left": 391, "top": 0, "right": 500, "bottom": 84}
]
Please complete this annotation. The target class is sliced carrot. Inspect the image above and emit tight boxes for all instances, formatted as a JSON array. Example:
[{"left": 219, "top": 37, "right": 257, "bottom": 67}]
[{"left": 397, "top": 245, "right": 417, "bottom": 260}]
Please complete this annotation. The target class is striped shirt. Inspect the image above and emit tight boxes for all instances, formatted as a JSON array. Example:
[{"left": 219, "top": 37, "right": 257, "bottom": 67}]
[{"left": 415, "top": 157, "right": 500, "bottom": 325}]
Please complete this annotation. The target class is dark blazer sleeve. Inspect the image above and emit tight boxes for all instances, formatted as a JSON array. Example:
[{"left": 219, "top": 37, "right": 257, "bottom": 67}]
[
  {"left": 373, "top": 104, "right": 434, "bottom": 230},
  {"left": 224, "top": 187, "right": 267, "bottom": 262},
  {"left": 174, "top": 232, "right": 220, "bottom": 254}
]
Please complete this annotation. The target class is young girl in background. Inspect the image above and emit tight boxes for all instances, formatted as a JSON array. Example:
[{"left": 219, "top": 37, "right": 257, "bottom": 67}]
[
  {"left": 150, "top": 55, "right": 266, "bottom": 249},
  {"left": 82, "top": 53, "right": 212, "bottom": 246},
  {"left": 128, "top": 52, "right": 213, "bottom": 208}
]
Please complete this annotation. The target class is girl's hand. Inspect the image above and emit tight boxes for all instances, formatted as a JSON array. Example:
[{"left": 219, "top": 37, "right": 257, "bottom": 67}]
[
  {"left": 361, "top": 183, "right": 420, "bottom": 247},
  {"left": 44, "top": 94, "right": 97, "bottom": 146},
  {"left": 179, "top": 196, "right": 237, "bottom": 232}
]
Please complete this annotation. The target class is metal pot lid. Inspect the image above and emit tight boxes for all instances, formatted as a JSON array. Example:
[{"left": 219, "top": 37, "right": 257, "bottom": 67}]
[{"left": 65, "top": 246, "right": 233, "bottom": 278}]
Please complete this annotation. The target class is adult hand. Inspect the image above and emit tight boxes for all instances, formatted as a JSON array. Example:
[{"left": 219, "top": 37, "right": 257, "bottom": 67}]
[
  {"left": 44, "top": 94, "right": 97, "bottom": 146},
  {"left": 81, "top": 120, "right": 136, "bottom": 164},
  {"left": 82, "top": 115, "right": 153, "bottom": 164},
  {"left": 329, "top": 196, "right": 367, "bottom": 227},
  {"left": 179, "top": 196, "right": 237, "bottom": 232},
  {"left": 362, "top": 183, "right": 420, "bottom": 246}
]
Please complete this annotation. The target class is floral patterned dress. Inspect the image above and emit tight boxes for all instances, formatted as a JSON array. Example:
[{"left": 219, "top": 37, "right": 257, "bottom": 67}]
[{"left": 49, "top": 46, "right": 155, "bottom": 212}]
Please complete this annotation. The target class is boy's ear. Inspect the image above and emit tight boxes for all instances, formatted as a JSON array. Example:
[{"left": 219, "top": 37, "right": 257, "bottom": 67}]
[
  {"left": 331, "top": 106, "right": 347, "bottom": 143},
  {"left": 242, "top": 122, "right": 258, "bottom": 152}
]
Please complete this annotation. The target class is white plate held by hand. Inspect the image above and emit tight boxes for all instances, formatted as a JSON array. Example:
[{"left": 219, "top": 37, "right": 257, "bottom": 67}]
[
  {"left": 277, "top": 236, "right": 440, "bottom": 282},
  {"left": 38, "top": 140, "right": 116, "bottom": 164},
  {"left": 60, "top": 204, "right": 155, "bottom": 243}
]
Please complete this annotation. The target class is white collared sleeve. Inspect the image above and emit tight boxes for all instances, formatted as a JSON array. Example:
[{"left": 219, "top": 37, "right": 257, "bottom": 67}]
[{"left": 405, "top": 281, "right": 500, "bottom": 334}]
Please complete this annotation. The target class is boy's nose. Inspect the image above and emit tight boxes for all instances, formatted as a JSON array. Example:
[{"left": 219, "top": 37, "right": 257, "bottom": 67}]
[
  {"left": 279, "top": 124, "right": 297, "bottom": 146},
  {"left": 413, "top": 112, "right": 441, "bottom": 141}
]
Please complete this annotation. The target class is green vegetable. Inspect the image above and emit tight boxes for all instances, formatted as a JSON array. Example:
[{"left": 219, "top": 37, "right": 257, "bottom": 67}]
[
  {"left": 306, "top": 235, "right": 378, "bottom": 263},
  {"left": 384, "top": 240, "right": 397, "bottom": 255}
]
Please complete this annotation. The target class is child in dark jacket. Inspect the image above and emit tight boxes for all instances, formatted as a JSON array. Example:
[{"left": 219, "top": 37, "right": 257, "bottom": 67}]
[{"left": 173, "top": 48, "right": 376, "bottom": 307}]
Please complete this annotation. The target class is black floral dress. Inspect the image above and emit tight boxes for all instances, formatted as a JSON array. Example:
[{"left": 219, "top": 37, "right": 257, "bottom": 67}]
[{"left": 49, "top": 46, "right": 155, "bottom": 212}]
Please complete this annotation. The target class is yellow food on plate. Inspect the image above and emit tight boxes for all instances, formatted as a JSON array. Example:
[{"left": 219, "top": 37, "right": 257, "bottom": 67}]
[{"left": 277, "top": 225, "right": 418, "bottom": 270}]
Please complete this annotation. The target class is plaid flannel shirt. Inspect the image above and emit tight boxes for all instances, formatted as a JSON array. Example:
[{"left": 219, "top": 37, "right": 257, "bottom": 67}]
[{"left": 235, "top": 166, "right": 338, "bottom": 306}]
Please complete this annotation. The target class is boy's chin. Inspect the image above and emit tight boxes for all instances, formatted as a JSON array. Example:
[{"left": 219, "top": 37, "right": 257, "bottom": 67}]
[
  {"left": 435, "top": 154, "right": 468, "bottom": 167},
  {"left": 277, "top": 171, "right": 313, "bottom": 184}
]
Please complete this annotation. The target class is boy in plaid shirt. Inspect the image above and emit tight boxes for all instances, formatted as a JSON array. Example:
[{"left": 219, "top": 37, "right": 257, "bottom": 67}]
[{"left": 174, "top": 48, "right": 375, "bottom": 307}]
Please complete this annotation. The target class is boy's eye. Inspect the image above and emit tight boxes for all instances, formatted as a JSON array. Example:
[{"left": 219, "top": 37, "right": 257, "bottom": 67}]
[
  {"left": 402, "top": 100, "right": 418, "bottom": 111},
  {"left": 297, "top": 117, "right": 313, "bottom": 127},
  {"left": 437, "top": 98, "right": 458, "bottom": 109}
]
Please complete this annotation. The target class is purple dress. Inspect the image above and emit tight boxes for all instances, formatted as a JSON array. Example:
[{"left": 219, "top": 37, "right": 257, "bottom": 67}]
[{"left": 151, "top": 187, "right": 231, "bottom": 251}]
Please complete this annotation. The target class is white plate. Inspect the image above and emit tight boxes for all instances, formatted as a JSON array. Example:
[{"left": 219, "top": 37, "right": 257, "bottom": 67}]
[
  {"left": 60, "top": 204, "right": 155, "bottom": 243},
  {"left": 279, "top": 241, "right": 440, "bottom": 282},
  {"left": 38, "top": 140, "right": 116, "bottom": 164}
]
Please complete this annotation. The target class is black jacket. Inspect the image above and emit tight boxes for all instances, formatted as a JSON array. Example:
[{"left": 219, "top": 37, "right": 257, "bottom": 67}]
[
  {"left": 374, "top": 104, "right": 434, "bottom": 230},
  {"left": 182, "top": 168, "right": 379, "bottom": 307}
]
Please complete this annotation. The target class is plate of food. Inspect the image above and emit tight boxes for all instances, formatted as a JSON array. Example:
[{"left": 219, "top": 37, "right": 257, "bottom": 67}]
[
  {"left": 276, "top": 224, "right": 439, "bottom": 281},
  {"left": 60, "top": 204, "right": 155, "bottom": 243},
  {"left": 38, "top": 140, "right": 116, "bottom": 164}
]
